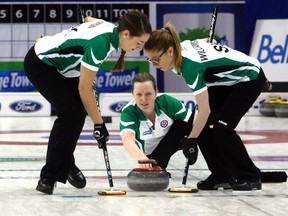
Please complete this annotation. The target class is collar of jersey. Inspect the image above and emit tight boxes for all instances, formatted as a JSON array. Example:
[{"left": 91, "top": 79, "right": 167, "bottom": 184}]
[
  {"left": 136, "top": 97, "right": 162, "bottom": 120},
  {"left": 171, "top": 67, "right": 182, "bottom": 76}
]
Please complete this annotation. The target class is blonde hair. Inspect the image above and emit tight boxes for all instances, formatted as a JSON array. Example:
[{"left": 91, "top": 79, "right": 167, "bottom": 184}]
[{"left": 144, "top": 22, "right": 182, "bottom": 72}]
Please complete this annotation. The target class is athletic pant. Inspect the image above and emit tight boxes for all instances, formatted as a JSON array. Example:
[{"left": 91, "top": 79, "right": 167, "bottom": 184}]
[
  {"left": 147, "top": 115, "right": 194, "bottom": 169},
  {"left": 24, "top": 46, "right": 86, "bottom": 183},
  {"left": 198, "top": 69, "right": 267, "bottom": 181}
]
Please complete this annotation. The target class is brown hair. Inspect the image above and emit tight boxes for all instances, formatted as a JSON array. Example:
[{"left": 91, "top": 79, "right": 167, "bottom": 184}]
[
  {"left": 144, "top": 22, "right": 182, "bottom": 72},
  {"left": 132, "top": 73, "right": 157, "bottom": 93},
  {"left": 112, "top": 10, "right": 152, "bottom": 72}
]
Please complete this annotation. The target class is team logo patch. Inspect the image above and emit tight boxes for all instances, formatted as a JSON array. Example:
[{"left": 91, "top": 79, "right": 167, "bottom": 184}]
[{"left": 160, "top": 120, "right": 168, "bottom": 128}]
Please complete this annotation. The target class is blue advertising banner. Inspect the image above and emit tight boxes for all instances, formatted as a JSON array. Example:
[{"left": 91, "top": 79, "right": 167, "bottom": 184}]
[
  {"left": 0, "top": 70, "right": 35, "bottom": 92},
  {"left": 95, "top": 67, "right": 139, "bottom": 93},
  {"left": 0, "top": 68, "right": 139, "bottom": 93}
]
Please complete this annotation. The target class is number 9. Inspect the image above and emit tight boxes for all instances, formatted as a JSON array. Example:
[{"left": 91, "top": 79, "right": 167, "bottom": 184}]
[{"left": 66, "top": 9, "right": 73, "bottom": 18}]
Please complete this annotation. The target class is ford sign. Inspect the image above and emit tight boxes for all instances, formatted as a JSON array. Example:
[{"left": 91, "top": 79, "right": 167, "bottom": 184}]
[
  {"left": 109, "top": 101, "right": 129, "bottom": 113},
  {"left": 10, "top": 100, "right": 42, "bottom": 112}
]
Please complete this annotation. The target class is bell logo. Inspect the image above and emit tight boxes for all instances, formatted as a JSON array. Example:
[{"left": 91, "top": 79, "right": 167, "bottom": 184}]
[{"left": 257, "top": 34, "right": 288, "bottom": 64}]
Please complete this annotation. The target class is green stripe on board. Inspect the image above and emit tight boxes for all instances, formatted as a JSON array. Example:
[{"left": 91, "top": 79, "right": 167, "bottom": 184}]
[
  {"left": 0, "top": 62, "right": 24, "bottom": 70},
  {"left": 0, "top": 61, "right": 149, "bottom": 72}
]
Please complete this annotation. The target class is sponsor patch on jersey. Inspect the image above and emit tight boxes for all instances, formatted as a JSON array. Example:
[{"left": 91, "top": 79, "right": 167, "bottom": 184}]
[
  {"left": 160, "top": 120, "right": 168, "bottom": 128},
  {"left": 143, "top": 129, "right": 153, "bottom": 136}
]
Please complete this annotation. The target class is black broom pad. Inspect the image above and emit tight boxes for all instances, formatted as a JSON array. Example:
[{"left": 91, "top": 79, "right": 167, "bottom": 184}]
[{"left": 261, "top": 171, "right": 287, "bottom": 183}]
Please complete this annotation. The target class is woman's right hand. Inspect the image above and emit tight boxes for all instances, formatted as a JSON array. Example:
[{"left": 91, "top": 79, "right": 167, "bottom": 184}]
[
  {"left": 138, "top": 160, "right": 152, "bottom": 169},
  {"left": 137, "top": 158, "right": 156, "bottom": 169}
]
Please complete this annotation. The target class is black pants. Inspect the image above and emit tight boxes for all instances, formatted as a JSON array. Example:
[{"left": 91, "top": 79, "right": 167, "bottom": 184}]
[
  {"left": 198, "top": 69, "right": 267, "bottom": 181},
  {"left": 24, "top": 46, "right": 86, "bottom": 183},
  {"left": 147, "top": 116, "right": 193, "bottom": 169}
]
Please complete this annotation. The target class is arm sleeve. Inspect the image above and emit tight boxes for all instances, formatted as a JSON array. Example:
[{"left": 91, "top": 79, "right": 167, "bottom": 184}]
[{"left": 81, "top": 36, "right": 110, "bottom": 71}]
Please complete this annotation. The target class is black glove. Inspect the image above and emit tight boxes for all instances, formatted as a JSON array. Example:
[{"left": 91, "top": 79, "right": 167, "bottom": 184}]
[
  {"left": 181, "top": 138, "right": 198, "bottom": 165},
  {"left": 93, "top": 123, "right": 109, "bottom": 149}
]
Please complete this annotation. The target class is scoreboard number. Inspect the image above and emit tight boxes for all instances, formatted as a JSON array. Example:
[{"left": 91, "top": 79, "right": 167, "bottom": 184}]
[
  {"left": 12, "top": 5, "right": 28, "bottom": 23},
  {"left": 0, "top": 5, "right": 11, "bottom": 23},
  {"left": 45, "top": 4, "right": 61, "bottom": 23},
  {"left": 95, "top": 4, "right": 111, "bottom": 20},
  {"left": 29, "top": 5, "right": 44, "bottom": 23}
]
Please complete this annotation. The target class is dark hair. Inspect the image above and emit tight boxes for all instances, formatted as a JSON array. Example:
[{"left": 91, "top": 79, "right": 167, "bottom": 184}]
[
  {"left": 132, "top": 73, "right": 157, "bottom": 93},
  {"left": 112, "top": 10, "right": 152, "bottom": 72},
  {"left": 144, "top": 22, "right": 182, "bottom": 72}
]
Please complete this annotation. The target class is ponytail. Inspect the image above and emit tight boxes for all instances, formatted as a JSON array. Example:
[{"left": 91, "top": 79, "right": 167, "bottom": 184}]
[
  {"left": 111, "top": 49, "right": 126, "bottom": 72},
  {"left": 164, "top": 22, "right": 182, "bottom": 72}
]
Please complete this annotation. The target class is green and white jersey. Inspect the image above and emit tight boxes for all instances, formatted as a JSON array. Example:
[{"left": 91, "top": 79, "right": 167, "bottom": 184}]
[
  {"left": 120, "top": 94, "right": 192, "bottom": 155},
  {"left": 34, "top": 19, "right": 118, "bottom": 77},
  {"left": 172, "top": 39, "right": 261, "bottom": 95}
]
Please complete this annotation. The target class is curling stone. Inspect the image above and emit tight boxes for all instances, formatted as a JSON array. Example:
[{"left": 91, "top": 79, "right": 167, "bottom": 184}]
[
  {"left": 259, "top": 96, "right": 282, "bottom": 116},
  {"left": 127, "top": 159, "right": 170, "bottom": 191},
  {"left": 275, "top": 100, "right": 288, "bottom": 117}
]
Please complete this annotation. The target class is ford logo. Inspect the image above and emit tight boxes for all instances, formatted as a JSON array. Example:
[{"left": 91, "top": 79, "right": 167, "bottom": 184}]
[
  {"left": 10, "top": 100, "right": 42, "bottom": 112},
  {"left": 109, "top": 101, "right": 129, "bottom": 113}
]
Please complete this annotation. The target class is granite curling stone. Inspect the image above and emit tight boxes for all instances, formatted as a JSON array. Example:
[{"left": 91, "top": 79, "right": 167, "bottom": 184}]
[{"left": 127, "top": 166, "right": 170, "bottom": 191}]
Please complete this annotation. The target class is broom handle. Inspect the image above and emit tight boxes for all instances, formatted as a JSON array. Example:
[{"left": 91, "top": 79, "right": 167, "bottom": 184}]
[
  {"left": 182, "top": 159, "right": 190, "bottom": 187},
  {"left": 92, "top": 82, "right": 115, "bottom": 189},
  {"left": 79, "top": 6, "right": 85, "bottom": 24},
  {"left": 208, "top": 5, "right": 218, "bottom": 43},
  {"left": 102, "top": 140, "right": 115, "bottom": 189}
]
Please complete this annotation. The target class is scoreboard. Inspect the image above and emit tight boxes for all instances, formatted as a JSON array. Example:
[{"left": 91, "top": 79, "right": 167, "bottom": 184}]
[
  {"left": 0, "top": 4, "right": 149, "bottom": 24},
  {"left": 0, "top": 3, "right": 149, "bottom": 60}
]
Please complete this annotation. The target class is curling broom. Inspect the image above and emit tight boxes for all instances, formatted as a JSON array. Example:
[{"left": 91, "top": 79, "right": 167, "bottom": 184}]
[
  {"left": 91, "top": 82, "right": 126, "bottom": 195},
  {"left": 169, "top": 104, "right": 198, "bottom": 193},
  {"left": 168, "top": 159, "right": 199, "bottom": 193},
  {"left": 98, "top": 140, "right": 126, "bottom": 195}
]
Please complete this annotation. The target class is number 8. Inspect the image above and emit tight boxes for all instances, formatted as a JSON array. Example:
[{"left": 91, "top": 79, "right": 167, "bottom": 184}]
[{"left": 50, "top": 9, "right": 56, "bottom": 18}]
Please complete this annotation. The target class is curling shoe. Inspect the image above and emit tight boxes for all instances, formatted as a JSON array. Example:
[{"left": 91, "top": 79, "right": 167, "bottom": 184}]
[
  {"left": 68, "top": 165, "right": 86, "bottom": 189},
  {"left": 36, "top": 178, "right": 55, "bottom": 195},
  {"left": 232, "top": 179, "right": 262, "bottom": 191},
  {"left": 197, "top": 175, "right": 236, "bottom": 190}
]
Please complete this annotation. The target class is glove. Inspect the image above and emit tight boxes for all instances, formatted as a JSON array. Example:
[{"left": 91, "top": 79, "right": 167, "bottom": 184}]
[
  {"left": 93, "top": 123, "right": 109, "bottom": 149},
  {"left": 181, "top": 138, "right": 198, "bottom": 165}
]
